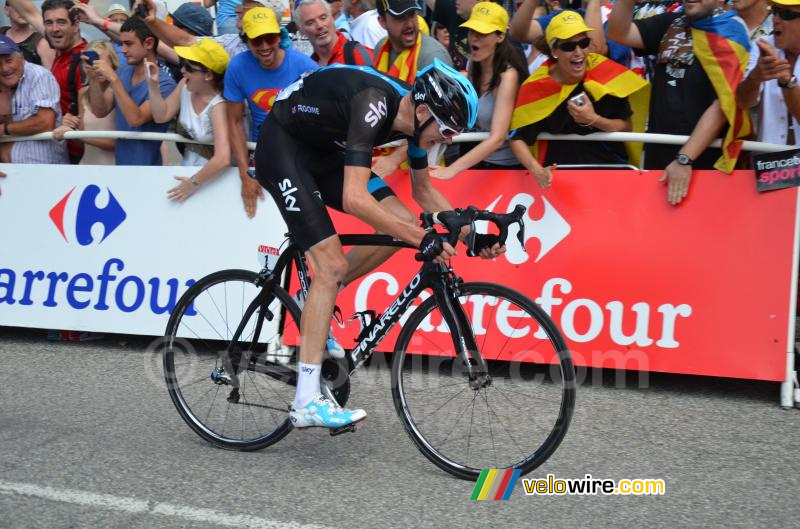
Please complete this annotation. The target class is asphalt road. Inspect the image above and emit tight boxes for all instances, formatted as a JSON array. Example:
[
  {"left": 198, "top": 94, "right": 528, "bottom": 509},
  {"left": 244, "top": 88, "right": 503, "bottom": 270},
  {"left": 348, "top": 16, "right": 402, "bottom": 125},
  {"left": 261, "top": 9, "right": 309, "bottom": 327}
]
[{"left": 1, "top": 326, "right": 798, "bottom": 529}]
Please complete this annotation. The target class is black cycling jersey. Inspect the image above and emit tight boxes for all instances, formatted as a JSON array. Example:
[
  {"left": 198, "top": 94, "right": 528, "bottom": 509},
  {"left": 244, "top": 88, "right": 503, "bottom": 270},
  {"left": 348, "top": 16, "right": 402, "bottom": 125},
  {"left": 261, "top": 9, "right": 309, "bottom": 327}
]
[
  {"left": 254, "top": 65, "right": 429, "bottom": 252},
  {"left": 269, "top": 64, "right": 428, "bottom": 170}
]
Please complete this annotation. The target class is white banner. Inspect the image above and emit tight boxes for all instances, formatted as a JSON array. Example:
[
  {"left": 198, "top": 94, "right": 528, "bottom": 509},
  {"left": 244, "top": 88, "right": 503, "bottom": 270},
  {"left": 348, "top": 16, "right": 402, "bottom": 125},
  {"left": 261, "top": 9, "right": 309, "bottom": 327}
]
[{"left": 0, "top": 164, "right": 286, "bottom": 336}]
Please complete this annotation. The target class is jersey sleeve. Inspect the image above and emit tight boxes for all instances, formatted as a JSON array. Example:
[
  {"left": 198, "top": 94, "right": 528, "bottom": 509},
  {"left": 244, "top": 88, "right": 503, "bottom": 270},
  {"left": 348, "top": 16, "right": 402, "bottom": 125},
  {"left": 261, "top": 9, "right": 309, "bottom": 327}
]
[
  {"left": 345, "top": 87, "right": 393, "bottom": 167},
  {"left": 407, "top": 139, "right": 428, "bottom": 170}
]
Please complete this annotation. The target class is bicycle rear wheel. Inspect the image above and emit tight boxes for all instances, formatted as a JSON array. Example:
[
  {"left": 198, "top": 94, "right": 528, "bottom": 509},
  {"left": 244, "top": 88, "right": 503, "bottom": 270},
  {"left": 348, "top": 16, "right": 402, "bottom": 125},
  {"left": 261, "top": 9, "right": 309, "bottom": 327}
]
[
  {"left": 391, "top": 282, "right": 576, "bottom": 480},
  {"left": 163, "top": 269, "right": 301, "bottom": 450}
]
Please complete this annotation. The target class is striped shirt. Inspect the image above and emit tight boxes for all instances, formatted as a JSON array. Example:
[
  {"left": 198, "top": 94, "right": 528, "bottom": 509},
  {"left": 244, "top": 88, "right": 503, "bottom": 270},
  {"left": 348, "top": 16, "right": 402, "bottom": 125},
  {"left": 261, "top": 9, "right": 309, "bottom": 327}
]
[{"left": 10, "top": 61, "right": 69, "bottom": 164}]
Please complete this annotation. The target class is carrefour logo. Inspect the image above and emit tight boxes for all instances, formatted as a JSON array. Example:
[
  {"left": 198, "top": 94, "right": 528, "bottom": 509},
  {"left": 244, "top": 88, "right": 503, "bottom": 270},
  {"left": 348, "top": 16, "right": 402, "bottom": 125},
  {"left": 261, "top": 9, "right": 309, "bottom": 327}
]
[
  {"left": 49, "top": 185, "right": 127, "bottom": 245},
  {"left": 483, "top": 193, "right": 571, "bottom": 264}
]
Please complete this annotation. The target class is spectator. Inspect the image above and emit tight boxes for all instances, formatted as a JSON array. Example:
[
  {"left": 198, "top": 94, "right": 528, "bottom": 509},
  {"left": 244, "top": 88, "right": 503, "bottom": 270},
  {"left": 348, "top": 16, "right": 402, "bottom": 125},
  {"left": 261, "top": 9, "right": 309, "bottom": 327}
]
[
  {"left": 171, "top": 3, "right": 215, "bottom": 37},
  {"left": 295, "top": 0, "right": 373, "bottom": 66},
  {"left": 733, "top": 0, "right": 773, "bottom": 43},
  {"left": 146, "top": 38, "right": 231, "bottom": 202},
  {"left": 7, "top": 0, "right": 88, "bottom": 163},
  {"left": 425, "top": 0, "right": 476, "bottom": 69},
  {"left": 86, "top": 16, "right": 176, "bottom": 166},
  {"left": 346, "top": 0, "right": 386, "bottom": 49},
  {"left": 105, "top": 4, "right": 130, "bottom": 25},
  {"left": 329, "top": 0, "right": 353, "bottom": 36},
  {"left": 508, "top": 11, "right": 646, "bottom": 187},
  {"left": 204, "top": 0, "right": 243, "bottom": 35},
  {"left": 1, "top": 4, "right": 55, "bottom": 68},
  {"left": 372, "top": 0, "right": 451, "bottom": 176},
  {"left": 431, "top": 21, "right": 450, "bottom": 50},
  {"left": 607, "top": 0, "right": 751, "bottom": 205},
  {"left": 736, "top": 2, "right": 800, "bottom": 145},
  {"left": 142, "top": 0, "right": 286, "bottom": 58},
  {"left": 224, "top": 7, "right": 317, "bottom": 218},
  {"left": 0, "top": 35, "right": 68, "bottom": 164},
  {"left": 53, "top": 40, "right": 120, "bottom": 165},
  {"left": 430, "top": 2, "right": 528, "bottom": 178}
]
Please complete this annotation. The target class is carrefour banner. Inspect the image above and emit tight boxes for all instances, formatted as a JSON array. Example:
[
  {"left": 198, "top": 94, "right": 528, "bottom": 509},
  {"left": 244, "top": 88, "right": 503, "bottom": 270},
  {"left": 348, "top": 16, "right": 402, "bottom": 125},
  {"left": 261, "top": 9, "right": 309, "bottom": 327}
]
[
  {"left": 0, "top": 164, "right": 284, "bottom": 336},
  {"left": 331, "top": 169, "right": 799, "bottom": 382}
]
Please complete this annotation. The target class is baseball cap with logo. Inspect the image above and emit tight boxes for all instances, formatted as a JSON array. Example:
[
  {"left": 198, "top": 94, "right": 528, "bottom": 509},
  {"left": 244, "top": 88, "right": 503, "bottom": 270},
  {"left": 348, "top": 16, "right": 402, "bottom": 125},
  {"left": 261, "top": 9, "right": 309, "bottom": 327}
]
[
  {"left": 770, "top": 0, "right": 800, "bottom": 5},
  {"left": 459, "top": 2, "right": 509, "bottom": 34},
  {"left": 377, "top": 0, "right": 420, "bottom": 18},
  {"left": 0, "top": 35, "right": 20, "bottom": 55},
  {"left": 174, "top": 38, "right": 230, "bottom": 74},
  {"left": 545, "top": 10, "right": 594, "bottom": 47},
  {"left": 242, "top": 7, "right": 281, "bottom": 38}
]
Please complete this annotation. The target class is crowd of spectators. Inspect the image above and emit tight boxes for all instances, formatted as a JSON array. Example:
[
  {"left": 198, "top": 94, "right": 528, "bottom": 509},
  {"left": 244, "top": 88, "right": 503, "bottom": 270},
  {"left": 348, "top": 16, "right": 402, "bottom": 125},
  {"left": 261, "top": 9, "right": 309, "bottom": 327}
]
[{"left": 0, "top": 0, "right": 798, "bottom": 208}]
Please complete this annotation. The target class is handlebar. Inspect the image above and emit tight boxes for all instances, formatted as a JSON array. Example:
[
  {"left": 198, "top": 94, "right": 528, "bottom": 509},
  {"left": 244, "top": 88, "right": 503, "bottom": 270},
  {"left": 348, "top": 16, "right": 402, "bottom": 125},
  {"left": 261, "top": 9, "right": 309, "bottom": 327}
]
[{"left": 415, "top": 205, "right": 527, "bottom": 261}]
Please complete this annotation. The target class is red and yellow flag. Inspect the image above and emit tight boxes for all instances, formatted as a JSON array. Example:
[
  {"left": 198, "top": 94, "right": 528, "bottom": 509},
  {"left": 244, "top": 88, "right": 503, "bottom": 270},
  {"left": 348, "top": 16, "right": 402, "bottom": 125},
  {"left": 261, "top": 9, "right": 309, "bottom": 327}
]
[
  {"left": 374, "top": 32, "right": 422, "bottom": 83},
  {"left": 690, "top": 11, "right": 751, "bottom": 173},
  {"left": 511, "top": 54, "right": 650, "bottom": 165}
]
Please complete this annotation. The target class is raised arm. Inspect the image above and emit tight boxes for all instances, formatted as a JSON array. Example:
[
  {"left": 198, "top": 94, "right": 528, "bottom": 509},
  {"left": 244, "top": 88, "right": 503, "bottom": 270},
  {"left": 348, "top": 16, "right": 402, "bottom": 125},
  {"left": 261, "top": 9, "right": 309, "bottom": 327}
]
[
  {"left": 509, "top": 0, "right": 543, "bottom": 44},
  {"left": 6, "top": 0, "right": 44, "bottom": 34},
  {"left": 86, "top": 61, "right": 114, "bottom": 118},
  {"left": 94, "top": 59, "right": 155, "bottom": 127},
  {"left": 584, "top": 0, "right": 609, "bottom": 57},
  {"left": 147, "top": 64, "right": 183, "bottom": 123},
  {"left": 138, "top": 0, "right": 196, "bottom": 47},
  {"left": 606, "top": 0, "right": 644, "bottom": 49}
]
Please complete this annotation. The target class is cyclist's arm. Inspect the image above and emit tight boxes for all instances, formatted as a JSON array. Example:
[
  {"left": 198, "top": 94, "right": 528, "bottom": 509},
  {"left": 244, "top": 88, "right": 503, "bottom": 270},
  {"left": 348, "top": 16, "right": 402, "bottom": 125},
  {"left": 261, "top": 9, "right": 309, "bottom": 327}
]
[{"left": 343, "top": 165, "right": 426, "bottom": 246}]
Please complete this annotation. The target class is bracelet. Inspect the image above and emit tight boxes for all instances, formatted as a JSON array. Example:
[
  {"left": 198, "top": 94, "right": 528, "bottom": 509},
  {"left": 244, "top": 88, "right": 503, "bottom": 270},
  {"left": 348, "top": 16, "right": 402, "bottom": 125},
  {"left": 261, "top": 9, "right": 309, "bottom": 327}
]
[
  {"left": 102, "top": 18, "right": 110, "bottom": 31},
  {"left": 580, "top": 116, "right": 599, "bottom": 128}
]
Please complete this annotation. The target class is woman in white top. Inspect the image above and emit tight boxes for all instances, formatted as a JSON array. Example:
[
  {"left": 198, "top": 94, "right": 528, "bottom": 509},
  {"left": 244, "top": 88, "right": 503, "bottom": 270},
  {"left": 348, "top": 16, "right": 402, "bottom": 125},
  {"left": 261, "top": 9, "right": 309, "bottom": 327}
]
[
  {"left": 52, "top": 40, "right": 118, "bottom": 165},
  {"left": 146, "top": 38, "right": 230, "bottom": 202},
  {"left": 429, "top": 2, "right": 528, "bottom": 179}
]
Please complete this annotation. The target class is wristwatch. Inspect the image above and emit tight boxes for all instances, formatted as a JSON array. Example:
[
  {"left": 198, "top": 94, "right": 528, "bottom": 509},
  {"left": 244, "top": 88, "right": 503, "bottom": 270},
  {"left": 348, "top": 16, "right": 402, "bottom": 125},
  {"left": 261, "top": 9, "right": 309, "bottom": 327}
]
[
  {"left": 779, "top": 76, "right": 798, "bottom": 89},
  {"left": 675, "top": 153, "right": 694, "bottom": 166}
]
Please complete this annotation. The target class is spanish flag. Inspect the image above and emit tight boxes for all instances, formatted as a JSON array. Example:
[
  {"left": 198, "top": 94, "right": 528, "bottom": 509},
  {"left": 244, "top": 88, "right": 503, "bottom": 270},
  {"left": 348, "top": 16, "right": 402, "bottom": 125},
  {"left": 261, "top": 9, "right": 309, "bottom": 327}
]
[
  {"left": 690, "top": 11, "right": 751, "bottom": 173},
  {"left": 511, "top": 54, "right": 650, "bottom": 165},
  {"left": 374, "top": 32, "right": 422, "bottom": 83}
]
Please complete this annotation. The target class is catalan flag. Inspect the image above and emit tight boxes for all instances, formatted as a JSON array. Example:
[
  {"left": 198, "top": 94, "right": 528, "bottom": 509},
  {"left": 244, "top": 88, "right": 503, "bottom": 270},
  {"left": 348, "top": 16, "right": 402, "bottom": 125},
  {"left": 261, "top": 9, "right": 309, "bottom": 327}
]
[
  {"left": 510, "top": 54, "right": 650, "bottom": 165},
  {"left": 374, "top": 32, "right": 422, "bottom": 83},
  {"left": 469, "top": 469, "right": 522, "bottom": 500},
  {"left": 690, "top": 11, "right": 751, "bottom": 173}
]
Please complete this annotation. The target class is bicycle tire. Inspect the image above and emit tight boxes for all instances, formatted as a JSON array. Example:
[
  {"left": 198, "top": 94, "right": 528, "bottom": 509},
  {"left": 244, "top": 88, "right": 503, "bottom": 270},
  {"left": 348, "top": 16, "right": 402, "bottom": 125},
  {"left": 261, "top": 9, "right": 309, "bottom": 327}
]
[
  {"left": 391, "top": 282, "right": 576, "bottom": 480},
  {"left": 163, "top": 269, "right": 301, "bottom": 450}
]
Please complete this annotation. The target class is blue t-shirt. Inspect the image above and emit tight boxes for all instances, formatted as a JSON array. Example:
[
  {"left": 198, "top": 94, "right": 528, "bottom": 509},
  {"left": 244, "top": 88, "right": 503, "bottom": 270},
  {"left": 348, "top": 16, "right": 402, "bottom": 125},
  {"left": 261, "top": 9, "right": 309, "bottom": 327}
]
[
  {"left": 216, "top": 0, "right": 240, "bottom": 26},
  {"left": 223, "top": 47, "right": 318, "bottom": 142},
  {"left": 114, "top": 63, "right": 176, "bottom": 165}
]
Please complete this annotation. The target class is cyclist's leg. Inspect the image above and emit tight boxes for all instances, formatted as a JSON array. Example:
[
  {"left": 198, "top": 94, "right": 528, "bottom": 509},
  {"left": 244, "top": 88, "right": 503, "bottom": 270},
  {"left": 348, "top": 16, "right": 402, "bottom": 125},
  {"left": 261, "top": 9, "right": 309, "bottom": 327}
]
[{"left": 254, "top": 118, "right": 365, "bottom": 428}]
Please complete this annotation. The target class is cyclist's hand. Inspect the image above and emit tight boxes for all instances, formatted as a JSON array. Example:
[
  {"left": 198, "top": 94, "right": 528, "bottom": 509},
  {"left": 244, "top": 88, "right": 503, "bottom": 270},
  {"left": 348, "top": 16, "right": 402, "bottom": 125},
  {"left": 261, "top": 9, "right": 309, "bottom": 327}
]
[
  {"left": 419, "top": 230, "right": 457, "bottom": 263},
  {"left": 469, "top": 233, "right": 506, "bottom": 259},
  {"left": 241, "top": 177, "right": 264, "bottom": 218}
]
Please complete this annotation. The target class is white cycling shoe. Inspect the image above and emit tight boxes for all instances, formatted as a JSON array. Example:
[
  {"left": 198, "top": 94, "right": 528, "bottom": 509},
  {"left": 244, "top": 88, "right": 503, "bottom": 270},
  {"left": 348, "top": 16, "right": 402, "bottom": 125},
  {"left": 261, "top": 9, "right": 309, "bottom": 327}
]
[{"left": 289, "top": 394, "right": 366, "bottom": 429}]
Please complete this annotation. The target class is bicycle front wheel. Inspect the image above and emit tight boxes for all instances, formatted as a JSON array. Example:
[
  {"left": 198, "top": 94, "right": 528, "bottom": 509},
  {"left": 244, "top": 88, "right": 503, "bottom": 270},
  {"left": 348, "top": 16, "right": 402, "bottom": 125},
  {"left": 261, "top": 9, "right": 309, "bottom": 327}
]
[
  {"left": 391, "top": 282, "right": 576, "bottom": 480},
  {"left": 163, "top": 269, "right": 300, "bottom": 450}
]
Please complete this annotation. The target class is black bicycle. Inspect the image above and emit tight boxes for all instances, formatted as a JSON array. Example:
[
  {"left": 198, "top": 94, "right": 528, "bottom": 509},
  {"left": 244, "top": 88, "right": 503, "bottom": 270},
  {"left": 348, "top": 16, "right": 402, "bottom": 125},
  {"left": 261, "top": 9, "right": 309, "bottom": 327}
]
[{"left": 163, "top": 206, "right": 576, "bottom": 480}]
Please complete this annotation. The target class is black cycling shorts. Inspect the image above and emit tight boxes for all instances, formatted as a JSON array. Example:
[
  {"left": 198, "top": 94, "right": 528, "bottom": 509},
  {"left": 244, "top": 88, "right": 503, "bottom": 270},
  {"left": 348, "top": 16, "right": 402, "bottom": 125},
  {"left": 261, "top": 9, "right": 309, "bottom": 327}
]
[{"left": 255, "top": 115, "right": 396, "bottom": 251}]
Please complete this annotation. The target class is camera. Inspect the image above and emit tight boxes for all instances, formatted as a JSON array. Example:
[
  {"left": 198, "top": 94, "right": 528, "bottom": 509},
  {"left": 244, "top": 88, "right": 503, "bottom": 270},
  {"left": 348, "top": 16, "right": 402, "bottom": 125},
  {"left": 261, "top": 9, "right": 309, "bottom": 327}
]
[
  {"left": 134, "top": 3, "right": 149, "bottom": 18},
  {"left": 82, "top": 50, "right": 99, "bottom": 65},
  {"left": 569, "top": 92, "right": 586, "bottom": 107}
]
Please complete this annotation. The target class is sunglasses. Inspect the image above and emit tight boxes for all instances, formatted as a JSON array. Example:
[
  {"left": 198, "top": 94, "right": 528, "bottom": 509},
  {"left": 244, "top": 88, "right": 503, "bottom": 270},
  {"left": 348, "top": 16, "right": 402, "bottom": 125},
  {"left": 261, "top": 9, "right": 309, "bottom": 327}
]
[
  {"left": 555, "top": 37, "right": 591, "bottom": 52},
  {"left": 249, "top": 33, "right": 280, "bottom": 47},
  {"left": 433, "top": 115, "right": 461, "bottom": 139},
  {"left": 180, "top": 59, "right": 207, "bottom": 73},
  {"left": 773, "top": 6, "right": 800, "bottom": 21}
]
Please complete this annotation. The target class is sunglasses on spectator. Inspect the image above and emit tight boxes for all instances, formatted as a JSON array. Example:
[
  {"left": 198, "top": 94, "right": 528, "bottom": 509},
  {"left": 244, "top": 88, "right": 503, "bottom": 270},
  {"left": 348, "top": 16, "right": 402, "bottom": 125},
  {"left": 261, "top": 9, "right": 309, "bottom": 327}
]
[
  {"left": 554, "top": 37, "right": 591, "bottom": 52},
  {"left": 180, "top": 59, "right": 207, "bottom": 73},
  {"left": 773, "top": 6, "right": 800, "bottom": 21},
  {"left": 249, "top": 33, "right": 280, "bottom": 47}
]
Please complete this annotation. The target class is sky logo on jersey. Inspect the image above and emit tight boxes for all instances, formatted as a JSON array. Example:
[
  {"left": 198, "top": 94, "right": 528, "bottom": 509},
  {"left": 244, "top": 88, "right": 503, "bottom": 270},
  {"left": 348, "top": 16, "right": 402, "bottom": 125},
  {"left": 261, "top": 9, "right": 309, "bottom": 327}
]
[
  {"left": 364, "top": 97, "right": 387, "bottom": 128},
  {"left": 251, "top": 88, "right": 281, "bottom": 113},
  {"left": 49, "top": 185, "right": 127, "bottom": 245},
  {"left": 470, "top": 469, "right": 521, "bottom": 500},
  {"left": 483, "top": 193, "right": 570, "bottom": 265}
]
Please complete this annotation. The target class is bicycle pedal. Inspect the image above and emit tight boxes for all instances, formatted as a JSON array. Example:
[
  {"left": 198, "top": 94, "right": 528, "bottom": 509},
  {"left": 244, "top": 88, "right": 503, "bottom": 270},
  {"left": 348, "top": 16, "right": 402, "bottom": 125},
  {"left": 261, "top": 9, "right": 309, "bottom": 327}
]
[{"left": 329, "top": 423, "right": 358, "bottom": 436}]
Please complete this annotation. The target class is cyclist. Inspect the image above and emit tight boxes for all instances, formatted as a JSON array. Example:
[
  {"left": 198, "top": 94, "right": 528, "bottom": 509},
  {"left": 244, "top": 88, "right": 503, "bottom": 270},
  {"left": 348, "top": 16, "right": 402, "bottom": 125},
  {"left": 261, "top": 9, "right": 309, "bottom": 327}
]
[{"left": 255, "top": 59, "right": 505, "bottom": 429}]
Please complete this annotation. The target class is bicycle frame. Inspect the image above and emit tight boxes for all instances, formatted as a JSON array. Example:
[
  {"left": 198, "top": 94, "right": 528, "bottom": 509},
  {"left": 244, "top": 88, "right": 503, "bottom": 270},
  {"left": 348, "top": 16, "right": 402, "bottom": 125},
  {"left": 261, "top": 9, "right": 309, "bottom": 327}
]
[{"left": 223, "top": 233, "right": 490, "bottom": 389}]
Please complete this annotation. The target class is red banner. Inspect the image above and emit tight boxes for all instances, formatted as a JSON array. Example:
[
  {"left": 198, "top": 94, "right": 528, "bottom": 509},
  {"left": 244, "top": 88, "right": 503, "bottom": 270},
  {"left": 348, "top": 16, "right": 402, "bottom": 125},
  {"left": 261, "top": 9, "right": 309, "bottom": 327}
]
[{"left": 327, "top": 169, "right": 798, "bottom": 382}]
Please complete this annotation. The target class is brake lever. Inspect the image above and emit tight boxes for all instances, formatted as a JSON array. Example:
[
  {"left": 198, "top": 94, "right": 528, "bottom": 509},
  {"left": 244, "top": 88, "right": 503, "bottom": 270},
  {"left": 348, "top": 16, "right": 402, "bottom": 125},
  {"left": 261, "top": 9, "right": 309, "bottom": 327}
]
[{"left": 512, "top": 205, "right": 526, "bottom": 251}]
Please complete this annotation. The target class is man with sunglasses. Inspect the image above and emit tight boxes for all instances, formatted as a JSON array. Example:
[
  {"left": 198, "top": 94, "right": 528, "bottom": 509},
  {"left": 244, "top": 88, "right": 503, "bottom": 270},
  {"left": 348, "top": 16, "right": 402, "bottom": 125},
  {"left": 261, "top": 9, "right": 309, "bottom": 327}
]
[
  {"left": 252, "top": 60, "right": 503, "bottom": 428},
  {"left": 736, "top": 2, "right": 800, "bottom": 145},
  {"left": 223, "top": 7, "right": 318, "bottom": 219}
]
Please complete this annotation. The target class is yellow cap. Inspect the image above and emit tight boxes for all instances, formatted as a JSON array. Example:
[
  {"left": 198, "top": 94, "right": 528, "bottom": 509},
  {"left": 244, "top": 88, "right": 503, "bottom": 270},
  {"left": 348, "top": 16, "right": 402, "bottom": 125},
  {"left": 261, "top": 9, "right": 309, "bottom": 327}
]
[
  {"left": 459, "top": 2, "right": 509, "bottom": 35},
  {"left": 545, "top": 11, "right": 593, "bottom": 47},
  {"left": 174, "top": 38, "right": 230, "bottom": 74},
  {"left": 418, "top": 15, "right": 430, "bottom": 36},
  {"left": 770, "top": 0, "right": 800, "bottom": 5},
  {"left": 242, "top": 7, "right": 281, "bottom": 39}
]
